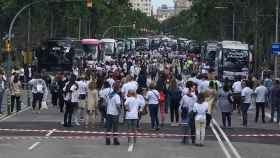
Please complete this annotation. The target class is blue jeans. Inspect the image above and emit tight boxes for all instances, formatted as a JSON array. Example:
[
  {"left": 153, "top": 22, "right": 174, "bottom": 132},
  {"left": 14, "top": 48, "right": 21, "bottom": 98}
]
[
  {"left": 148, "top": 104, "right": 159, "bottom": 129},
  {"left": 0, "top": 91, "right": 4, "bottom": 113},
  {"left": 241, "top": 103, "right": 250, "bottom": 126}
]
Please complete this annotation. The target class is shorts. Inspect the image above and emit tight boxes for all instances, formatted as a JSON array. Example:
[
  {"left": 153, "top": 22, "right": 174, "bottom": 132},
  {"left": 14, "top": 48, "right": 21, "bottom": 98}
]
[{"left": 127, "top": 119, "right": 137, "bottom": 131}]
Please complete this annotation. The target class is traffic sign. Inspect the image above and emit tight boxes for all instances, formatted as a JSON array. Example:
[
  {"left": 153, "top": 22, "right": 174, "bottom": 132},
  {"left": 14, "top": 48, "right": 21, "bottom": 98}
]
[{"left": 272, "top": 43, "right": 280, "bottom": 55}]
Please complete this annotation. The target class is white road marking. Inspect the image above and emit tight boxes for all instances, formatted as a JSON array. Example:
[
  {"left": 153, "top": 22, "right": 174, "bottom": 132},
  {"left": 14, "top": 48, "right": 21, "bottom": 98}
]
[
  {"left": 210, "top": 123, "right": 232, "bottom": 158},
  {"left": 0, "top": 106, "right": 31, "bottom": 121},
  {"left": 212, "top": 119, "right": 242, "bottom": 158},
  {"left": 28, "top": 142, "right": 40, "bottom": 151},
  {"left": 46, "top": 129, "right": 56, "bottom": 137}
]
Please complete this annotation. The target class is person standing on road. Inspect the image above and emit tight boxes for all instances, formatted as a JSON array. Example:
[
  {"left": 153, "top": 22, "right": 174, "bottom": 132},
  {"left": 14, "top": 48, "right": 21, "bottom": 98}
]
[
  {"left": 241, "top": 80, "right": 254, "bottom": 127},
  {"left": 0, "top": 71, "right": 5, "bottom": 115},
  {"left": 193, "top": 93, "right": 208, "bottom": 146},
  {"left": 180, "top": 81, "right": 197, "bottom": 144},
  {"left": 28, "top": 73, "right": 47, "bottom": 113},
  {"left": 232, "top": 76, "right": 242, "bottom": 113},
  {"left": 50, "top": 75, "right": 60, "bottom": 107},
  {"left": 218, "top": 85, "right": 233, "bottom": 128},
  {"left": 270, "top": 79, "right": 280, "bottom": 123},
  {"left": 10, "top": 75, "right": 22, "bottom": 113},
  {"left": 76, "top": 75, "right": 88, "bottom": 125},
  {"left": 125, "top": 90, "right": 141, "bottom": 150},
  {"left": 254, "top": 81, "right": 268, "bottom": 123},
  {"left": 168, "top": 78, "right": 181, "bottom": 126},
  {"left": 63, "top": 75, "right": 79, "bottom": 127},
  {"left": 106, "top": 82, "right": 121, "bottom": 145},
  {"left": 85, "top": 80, "right": 98, "bottom": 128},
  {"left": 146, "top": 82, "right": 160, "bottom": 130}
]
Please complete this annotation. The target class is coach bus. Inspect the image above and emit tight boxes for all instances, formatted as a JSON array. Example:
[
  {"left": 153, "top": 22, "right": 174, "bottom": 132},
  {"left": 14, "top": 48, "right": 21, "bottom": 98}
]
[
  {"left": 101, "top": 38, "right": 117, "bottom": 61},
  {"left": 81, "top": 39, "right": 103, "bottom": 64},
  {"left": 216, "top": 41, "right": 252, "bottom": 80}
]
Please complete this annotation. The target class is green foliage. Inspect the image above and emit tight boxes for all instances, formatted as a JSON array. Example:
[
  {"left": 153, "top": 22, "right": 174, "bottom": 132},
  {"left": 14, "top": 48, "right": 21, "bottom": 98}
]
[{"left": 0, "top": 0, "right": 159, "bottom": 47}]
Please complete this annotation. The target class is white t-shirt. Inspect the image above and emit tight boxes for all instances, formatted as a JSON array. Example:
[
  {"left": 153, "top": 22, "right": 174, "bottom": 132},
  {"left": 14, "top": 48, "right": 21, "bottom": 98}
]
[
  {"left": 70, "top": 84, "right": 80, "bottom": 103},
  {"left": 137, "top": 94, "right": 146, "bottom": 111},
  {"left": 77, "top": 80, "right": 88, "bottom": 95},
  {"left": 193, "top": 102, "right": 208, "bottom": 121},
  {"left": 107, "top": 93, "right": 121, "bottom": 116},
  {"left": 241, "top": 87, "right": 253, "bottom": 104},
  {"left": 99, "top": 88, "right": 112, "bottom": 99},
  {"left": 125, "top": 97, "right": 141, "bottom": 120},
  {"left": 255, "top": 85, "right": 268, "bottom": 103},
  {"left": 121, "top": 81, "right": 138, "bottom": 98},
  {"left": 180, "top": 94, "right": 197, "bottom": 112},
  {"left": 146, "top": 90, "right": 160, "bottom": 105},
  {"left": 106, "top": 78, "right": 115, "bottom": 88},
  {"left": 198, "top": 80, "right": 209, "bottom": 93},
  {"left": 232, "top": 81, "right": 242, "bottom": 93}
]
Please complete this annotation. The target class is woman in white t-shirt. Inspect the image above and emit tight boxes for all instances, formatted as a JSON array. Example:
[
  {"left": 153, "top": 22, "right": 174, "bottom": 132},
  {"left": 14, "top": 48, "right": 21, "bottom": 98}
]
[
  {"left": 193, "top": 93, "right": 208, "bottom": 146},
  {"left": 146, "top": 82, "right": 160, "bottom": 130},
  {"left": 125, "top": 90, "right": 141, "bottom": 149}
]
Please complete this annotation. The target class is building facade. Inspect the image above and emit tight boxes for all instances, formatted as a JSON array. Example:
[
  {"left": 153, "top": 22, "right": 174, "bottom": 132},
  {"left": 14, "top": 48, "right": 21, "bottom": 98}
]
[
  {"left": 174, "top": 0, "right": 192, "bottom": 15},
  {"left": 156, "top": 4, "right": 175, "bottom": 22},
  {"left": 129, "top": 0, "right": 152, "bottom": 16}
]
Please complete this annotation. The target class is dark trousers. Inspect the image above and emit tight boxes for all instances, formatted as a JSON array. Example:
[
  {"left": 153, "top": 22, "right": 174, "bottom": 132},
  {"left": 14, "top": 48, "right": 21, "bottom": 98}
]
[
  {"left": 51, "top": 92, "right": 58, "bottom": 106},
  {"left": 148, "top": 104, "right": 159, "bottom": 129},
  {"left": 222, "top": 112, "right": 231, "bottom": 127},
  {"left": 58, "top": 93, "right": 64, "bottom": 112},
  {"left": 0, "top": 92, "right": 4, "bottom": 113},
  {"left": 64, "top": 101, "right": 75, "bottom": 126},
  {"left": 106, "top": 114, "right": 119, "bottom": 134},
  {"left": 255, "top": 102, "right": 265, "bottom": 122},
  {"left": 32, "top": 93, "right": 43, "bottom": 110},
  {"left": 11, "top": 95, "right": 21, "bottom": 112},
  {"left": 170, "top": 102, "right": 179, "bottom": 123},
  {"left": 241, "top": 103, "right": 250, "bottom": 126},
  {"left": 233, "top": 93, "right": 241, "bottom": 111}
]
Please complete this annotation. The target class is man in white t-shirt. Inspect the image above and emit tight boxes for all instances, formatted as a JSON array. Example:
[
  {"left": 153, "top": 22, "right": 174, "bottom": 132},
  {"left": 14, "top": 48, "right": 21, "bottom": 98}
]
[
  {"left": 241, "top": 81, "right": 253, "bottom": 127},
  {"left": 106, "top": 83, "right": 121, "bottom": 145},
  {"left": 232, "top": 78, "right": 242, "bottom": 112},
  {"left": 121, "top": 76, "right": 138, "bottom": 99},
  {"left": 254, "top": 81, "right": 268, "bottom": 123}
]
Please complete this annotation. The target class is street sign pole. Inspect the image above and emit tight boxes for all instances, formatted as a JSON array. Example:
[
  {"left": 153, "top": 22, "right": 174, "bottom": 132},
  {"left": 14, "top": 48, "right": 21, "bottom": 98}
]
[{"left": 275, "top": 0, "right": 279, "bottom": 78}]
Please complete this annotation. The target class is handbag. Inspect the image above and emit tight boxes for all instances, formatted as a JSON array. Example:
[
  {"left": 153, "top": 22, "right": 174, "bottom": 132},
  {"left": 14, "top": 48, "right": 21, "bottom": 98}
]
[
  {"left": 159, "top": 91, "right": 166, "bottom": 103},
  {"left": 41, "top": 101, "right": 48, "bottom": 110}
]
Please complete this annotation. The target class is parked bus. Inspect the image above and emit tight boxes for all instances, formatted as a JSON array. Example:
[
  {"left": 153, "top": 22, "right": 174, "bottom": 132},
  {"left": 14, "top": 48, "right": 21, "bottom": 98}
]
[
  {"left": 101, "top": 38, "right": 117, "bottom": 61},
  {"left": 81, "top": 39, "right": 103, "bottom": 65},
  {"left": 216, "top": 41, "right": 252, "bottom": 80},
  {"left": 36, "top": 38, "right": 81, "bottom": 71}
]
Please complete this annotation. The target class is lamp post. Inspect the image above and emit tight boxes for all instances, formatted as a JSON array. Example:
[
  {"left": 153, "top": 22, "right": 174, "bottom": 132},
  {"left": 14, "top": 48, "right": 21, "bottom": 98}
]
[{"left": 275, "top": 0, "right": 279, "bottom": 78}]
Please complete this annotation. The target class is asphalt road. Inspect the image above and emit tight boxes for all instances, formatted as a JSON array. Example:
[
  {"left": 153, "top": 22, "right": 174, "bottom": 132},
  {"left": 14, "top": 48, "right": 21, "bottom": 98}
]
[{"left": 0, "top": 105, "right": 279, "bottom": 158}]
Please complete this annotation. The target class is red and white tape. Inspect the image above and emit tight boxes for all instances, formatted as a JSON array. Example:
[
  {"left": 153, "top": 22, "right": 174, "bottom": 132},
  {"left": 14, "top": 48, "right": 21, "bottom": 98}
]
[{"left": 0, "top": 128, "right": 279, "bottom": 138}]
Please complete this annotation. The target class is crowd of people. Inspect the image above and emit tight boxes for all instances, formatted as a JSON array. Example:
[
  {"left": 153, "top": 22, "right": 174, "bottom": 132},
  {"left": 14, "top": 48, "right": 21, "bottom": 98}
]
[{"left": 0, "top": 55, "right": 279, "bottom": 148}]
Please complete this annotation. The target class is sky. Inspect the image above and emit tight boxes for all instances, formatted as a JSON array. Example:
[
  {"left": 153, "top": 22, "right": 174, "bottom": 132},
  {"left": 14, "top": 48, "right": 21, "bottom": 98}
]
[{"left": 152, "top": 0, "right": 174, "bottom": 9}]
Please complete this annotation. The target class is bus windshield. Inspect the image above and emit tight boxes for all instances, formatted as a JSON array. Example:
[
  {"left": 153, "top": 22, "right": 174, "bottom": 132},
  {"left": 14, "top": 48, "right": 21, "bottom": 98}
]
[
  {"left": 103, "top": 42, "right": 115, "bottom": 55},
  {"left": 223, "top": 48, "right": 249, "bottom": 70},
  {"left": 82, "top": 44, "right": 98, "bottom": 55}
]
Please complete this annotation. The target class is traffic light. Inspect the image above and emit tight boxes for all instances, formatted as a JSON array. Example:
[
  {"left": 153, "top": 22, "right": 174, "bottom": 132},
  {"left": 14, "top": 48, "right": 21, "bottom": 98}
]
[
  {"left": 3, "top": 39, "right": 12, "bottom": 53},
  {"left": 85, "top": 0, "right": 92, "bottom": 8},
  {"left": 24, "top": 49, "right": 33, "bottom": 65}
]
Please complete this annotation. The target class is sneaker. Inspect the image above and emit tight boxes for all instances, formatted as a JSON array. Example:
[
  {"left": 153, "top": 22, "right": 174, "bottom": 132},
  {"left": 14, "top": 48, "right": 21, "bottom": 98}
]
[
  {"left": 75, "top": 121, "right": 80, "bottom": 126},
  {"left": 106, "top": 138, "right": 111, "bottom": 145},
  {"left": 113, "top": 138, "right": 120, "bottom": 145}
]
